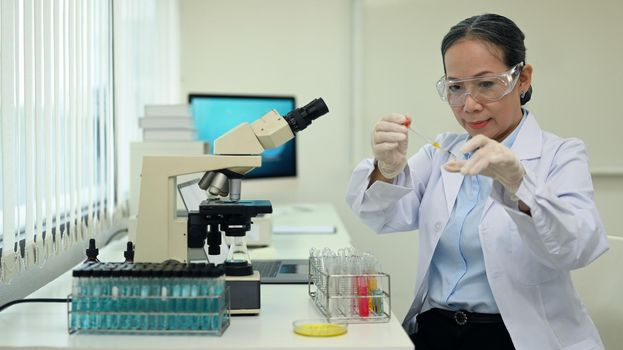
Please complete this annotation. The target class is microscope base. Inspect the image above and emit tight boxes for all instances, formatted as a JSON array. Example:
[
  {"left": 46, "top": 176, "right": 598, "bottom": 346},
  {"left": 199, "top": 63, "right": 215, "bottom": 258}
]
[{"left": 226, "top": 271, "right": 261, "bottom": 315}]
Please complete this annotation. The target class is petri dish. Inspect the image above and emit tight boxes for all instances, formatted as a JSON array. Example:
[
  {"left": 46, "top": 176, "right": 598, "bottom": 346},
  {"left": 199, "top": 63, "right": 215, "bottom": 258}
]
[{"left": 293, "top": 319, "right": 348, "bottom": 337}]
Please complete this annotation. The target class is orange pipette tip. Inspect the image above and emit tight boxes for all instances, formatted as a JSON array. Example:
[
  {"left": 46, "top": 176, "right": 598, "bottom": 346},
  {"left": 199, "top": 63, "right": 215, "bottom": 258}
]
[{"left": 403, "top": 116, "right": 411, "bottom": 129}]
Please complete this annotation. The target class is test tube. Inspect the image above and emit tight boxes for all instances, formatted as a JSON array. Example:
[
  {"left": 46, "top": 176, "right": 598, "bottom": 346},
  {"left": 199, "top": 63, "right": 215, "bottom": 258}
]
[
  {"left": 356, "top": 256, "right": 369, "bottom": 318},
  {"left": 107, "top": 265, "right": 118, "bottom": 330},
  {"left": 371, "top": 258, "right": 384, "bottom": 315},
  {"left": 169, "top": 265, "right": 183, "bottom": 330},
  {"left": 130, "top": 265, "right": 143, "bottom": 329},
  {"left": 71, "top": 266, "right": 86, "bottom": 331},
  {"left": 84, "top": 263, "right": 98, "bottom": 330},
  {"left": 189, "top": 265, "right": 202, "bottom": 330},
  {"left": 175, "top": 265, "right": 192, "bottom": 330},
  {"left": 91, "top": 266, "right": 103, "bottom": 329},
  {"left": 212, "top": 264, "right": 227, "bottom": 331},
  {"left": 198, "top": 265, "right": 211, "bottom": 330},
  {"left": 159, "top": 266, "right": 173, "bottom": 331},
  {"left": 100, "top": 265, "right": 114, "bottom": 329},
  {"left": 118, "top": 264, "right": 132, "bottom": 330},
  {"left": 143, "top": 265, "right": 157, "bottom": 330}
]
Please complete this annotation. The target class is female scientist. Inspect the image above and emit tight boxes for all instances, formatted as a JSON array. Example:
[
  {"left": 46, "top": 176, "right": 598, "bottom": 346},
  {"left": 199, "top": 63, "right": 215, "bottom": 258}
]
[{"left": 346, "top": 13, "right": 608, "bottom": 350}]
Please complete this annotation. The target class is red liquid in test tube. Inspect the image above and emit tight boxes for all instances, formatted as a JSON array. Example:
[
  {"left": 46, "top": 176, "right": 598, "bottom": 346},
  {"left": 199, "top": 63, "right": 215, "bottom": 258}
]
[{"left": 357, "top": 276, "right": 369, "bottom": 317}]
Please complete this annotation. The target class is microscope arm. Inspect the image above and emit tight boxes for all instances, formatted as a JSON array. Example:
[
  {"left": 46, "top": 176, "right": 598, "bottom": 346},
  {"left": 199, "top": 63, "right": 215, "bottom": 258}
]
[{"left": 135, "top": 155, "right": 261, "bottom": 263}]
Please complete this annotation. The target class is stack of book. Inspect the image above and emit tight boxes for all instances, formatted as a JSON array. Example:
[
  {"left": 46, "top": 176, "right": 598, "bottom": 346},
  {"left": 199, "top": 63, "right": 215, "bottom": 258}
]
[{"left": 140, "top": 104, "right": 197, "bottom": 141}]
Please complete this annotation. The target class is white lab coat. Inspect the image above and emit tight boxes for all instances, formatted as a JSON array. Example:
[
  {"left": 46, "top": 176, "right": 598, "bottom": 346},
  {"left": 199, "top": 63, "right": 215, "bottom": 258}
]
[{"left": 346, "top": 112, "right": 608, "bottom": 350}]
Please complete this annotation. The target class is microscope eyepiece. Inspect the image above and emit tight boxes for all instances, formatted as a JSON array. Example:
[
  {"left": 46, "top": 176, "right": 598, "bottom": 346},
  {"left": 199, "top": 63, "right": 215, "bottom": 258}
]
[{"left": 284, "top": 98, "right": 329, "bottom": 133}]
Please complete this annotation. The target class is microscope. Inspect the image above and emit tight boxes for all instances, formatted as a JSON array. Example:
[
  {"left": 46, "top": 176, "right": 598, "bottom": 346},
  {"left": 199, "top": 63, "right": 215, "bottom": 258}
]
[{"left": 134, "top": 98, "right": 329, "bottom": 314}]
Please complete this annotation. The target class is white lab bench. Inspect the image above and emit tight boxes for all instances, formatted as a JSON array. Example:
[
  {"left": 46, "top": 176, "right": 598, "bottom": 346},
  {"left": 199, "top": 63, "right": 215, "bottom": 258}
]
[{"left": 0, "top": 203, "right": 413, "bottom": 350}]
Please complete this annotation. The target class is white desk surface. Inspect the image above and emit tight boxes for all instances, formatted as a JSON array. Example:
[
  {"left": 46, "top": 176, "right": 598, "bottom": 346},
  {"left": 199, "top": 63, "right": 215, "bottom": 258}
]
[{"left": 0, "top": 203, "right": 413, "bottom": 350}]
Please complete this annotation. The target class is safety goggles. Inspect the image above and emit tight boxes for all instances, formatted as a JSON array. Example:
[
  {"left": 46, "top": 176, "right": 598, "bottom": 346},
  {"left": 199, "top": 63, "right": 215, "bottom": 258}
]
[{"left": 436, "top": 63, "right": 523, "bottom": 107}]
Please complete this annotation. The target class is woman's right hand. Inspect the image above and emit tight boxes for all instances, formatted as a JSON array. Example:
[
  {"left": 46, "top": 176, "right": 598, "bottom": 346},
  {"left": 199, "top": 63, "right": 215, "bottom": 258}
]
[{"left": 371, "top": 113, "right": 409, "bottom": 179}]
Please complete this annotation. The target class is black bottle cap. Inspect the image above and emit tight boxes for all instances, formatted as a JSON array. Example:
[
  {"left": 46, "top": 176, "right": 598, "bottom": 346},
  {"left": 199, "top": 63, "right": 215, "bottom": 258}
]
[
  {"left": 124, "top": 241, "right": 135, "bottom": 262},
  {"left": 85, "top": 239, "right": 99, "bottom": 262}
]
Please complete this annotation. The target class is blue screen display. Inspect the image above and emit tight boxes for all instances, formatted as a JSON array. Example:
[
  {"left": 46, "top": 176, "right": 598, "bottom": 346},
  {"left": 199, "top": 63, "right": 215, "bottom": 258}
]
[{"left": 189, "top": 95, "right": 296, "bottom": 178}]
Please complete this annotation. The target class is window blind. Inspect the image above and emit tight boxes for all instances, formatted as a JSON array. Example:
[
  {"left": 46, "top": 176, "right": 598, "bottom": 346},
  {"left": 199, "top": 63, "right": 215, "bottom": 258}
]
[{"left": 0, "top": 0, "right": 116, "bottom": 283}]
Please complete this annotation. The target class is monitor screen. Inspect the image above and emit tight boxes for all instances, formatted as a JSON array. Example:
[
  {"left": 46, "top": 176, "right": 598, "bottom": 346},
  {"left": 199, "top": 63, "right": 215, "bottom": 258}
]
[{"left": 188, "top": 94, "right": 296, "bottom": 179}]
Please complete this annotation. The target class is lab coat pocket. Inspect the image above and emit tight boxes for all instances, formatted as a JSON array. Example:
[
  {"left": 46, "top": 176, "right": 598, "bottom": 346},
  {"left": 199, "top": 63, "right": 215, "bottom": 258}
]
[{"left": 506, "top": 227, "right": 560, "bottom": 285}]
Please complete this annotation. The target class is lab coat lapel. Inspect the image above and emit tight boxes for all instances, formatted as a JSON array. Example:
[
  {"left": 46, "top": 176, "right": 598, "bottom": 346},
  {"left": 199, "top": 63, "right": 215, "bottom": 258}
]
[
  {"left": 482, "top": 112, "right": 542, "bottom": 215},
  {"left": 510, "top": 112, "right": 542, "bottom": 161},
  {"left": 441, "top": 165, "right": 463, "bottom": 214}
]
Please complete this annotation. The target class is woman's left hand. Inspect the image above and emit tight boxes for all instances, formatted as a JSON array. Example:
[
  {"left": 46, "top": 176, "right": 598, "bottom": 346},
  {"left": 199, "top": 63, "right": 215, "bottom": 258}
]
[{"left": 444, "top": 134, "right": 525, "bottom": 194}]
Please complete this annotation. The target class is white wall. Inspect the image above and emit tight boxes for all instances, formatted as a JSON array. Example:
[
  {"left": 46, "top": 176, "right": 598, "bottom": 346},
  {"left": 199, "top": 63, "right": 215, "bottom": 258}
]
[{"left": 178, "top": 0, "right": 623, "bottom": 324}]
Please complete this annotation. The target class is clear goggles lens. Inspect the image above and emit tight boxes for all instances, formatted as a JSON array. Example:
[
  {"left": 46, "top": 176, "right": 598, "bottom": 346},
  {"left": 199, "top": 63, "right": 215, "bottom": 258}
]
[{"left": 436, "top": 63, "right": 523, "bottom": 107}]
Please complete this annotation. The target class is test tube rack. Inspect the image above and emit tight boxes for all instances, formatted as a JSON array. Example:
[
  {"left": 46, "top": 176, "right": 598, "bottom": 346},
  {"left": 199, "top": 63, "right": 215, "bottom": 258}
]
[
  {"left": 308, "top": 256, "right": 391, "bottom": 323},
  {"left": 68, "top": 261, "right": 230, "bottom": 335}
]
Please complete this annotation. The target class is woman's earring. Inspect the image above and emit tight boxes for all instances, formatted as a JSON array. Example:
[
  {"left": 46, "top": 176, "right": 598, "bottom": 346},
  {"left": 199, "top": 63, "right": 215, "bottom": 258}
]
[{"left": 520, "top": 90, "right": 526, "bottom": 99}]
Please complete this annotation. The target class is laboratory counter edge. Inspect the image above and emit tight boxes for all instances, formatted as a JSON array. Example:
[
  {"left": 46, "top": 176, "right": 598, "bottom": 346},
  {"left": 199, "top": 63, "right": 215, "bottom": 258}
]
[{"left": 0, "top": 203, "right": 414, "bottom": 350}]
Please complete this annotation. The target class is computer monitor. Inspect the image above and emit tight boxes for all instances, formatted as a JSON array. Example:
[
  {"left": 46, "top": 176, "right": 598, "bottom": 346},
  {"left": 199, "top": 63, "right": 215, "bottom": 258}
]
[{"left": 188, "top": 94, "right": 297, "bottom": 179}]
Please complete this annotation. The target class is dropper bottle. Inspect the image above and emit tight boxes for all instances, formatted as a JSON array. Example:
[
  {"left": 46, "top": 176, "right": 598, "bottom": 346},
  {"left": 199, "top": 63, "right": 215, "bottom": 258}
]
[
  {"left": 124, "top": 241, "right": 135, "bottom": 263},
  {"left": 85, "top": 239, "right": 100, "bottom": 263}
]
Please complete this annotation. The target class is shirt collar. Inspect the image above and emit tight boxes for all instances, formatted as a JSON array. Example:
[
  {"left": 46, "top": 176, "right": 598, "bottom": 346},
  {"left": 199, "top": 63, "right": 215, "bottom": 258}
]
[{"left": 501, "top": 108, "right": 528, "bottom": 149}]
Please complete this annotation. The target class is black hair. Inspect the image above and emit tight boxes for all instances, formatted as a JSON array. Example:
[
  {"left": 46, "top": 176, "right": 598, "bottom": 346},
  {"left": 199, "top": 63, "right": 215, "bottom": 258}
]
[{"left": 441, "top": 14, "right": 532, "bottom": 105}]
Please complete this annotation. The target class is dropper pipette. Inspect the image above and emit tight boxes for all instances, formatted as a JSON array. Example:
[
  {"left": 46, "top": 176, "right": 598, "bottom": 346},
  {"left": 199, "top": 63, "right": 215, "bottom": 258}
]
[{"left": 403, "top": 117, "right": 461, "bottom": 159}]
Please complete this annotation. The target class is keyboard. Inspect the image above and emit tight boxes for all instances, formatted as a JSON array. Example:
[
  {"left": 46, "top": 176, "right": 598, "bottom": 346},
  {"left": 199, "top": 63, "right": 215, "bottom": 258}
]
[{"left": 253, "top": 260, "right": 281, "bottom": 278}]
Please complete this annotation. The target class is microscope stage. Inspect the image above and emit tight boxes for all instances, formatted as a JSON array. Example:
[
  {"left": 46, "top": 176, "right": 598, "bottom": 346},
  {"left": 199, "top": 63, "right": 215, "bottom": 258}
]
[{"left": 198, "top": 199, "right": 273, "bottom": 217}]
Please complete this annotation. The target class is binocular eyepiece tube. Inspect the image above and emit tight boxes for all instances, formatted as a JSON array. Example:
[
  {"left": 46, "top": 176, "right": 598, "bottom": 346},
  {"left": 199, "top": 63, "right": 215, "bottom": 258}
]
[{"left": 284, "top": 97, "right": 329, "bottom": 133}]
